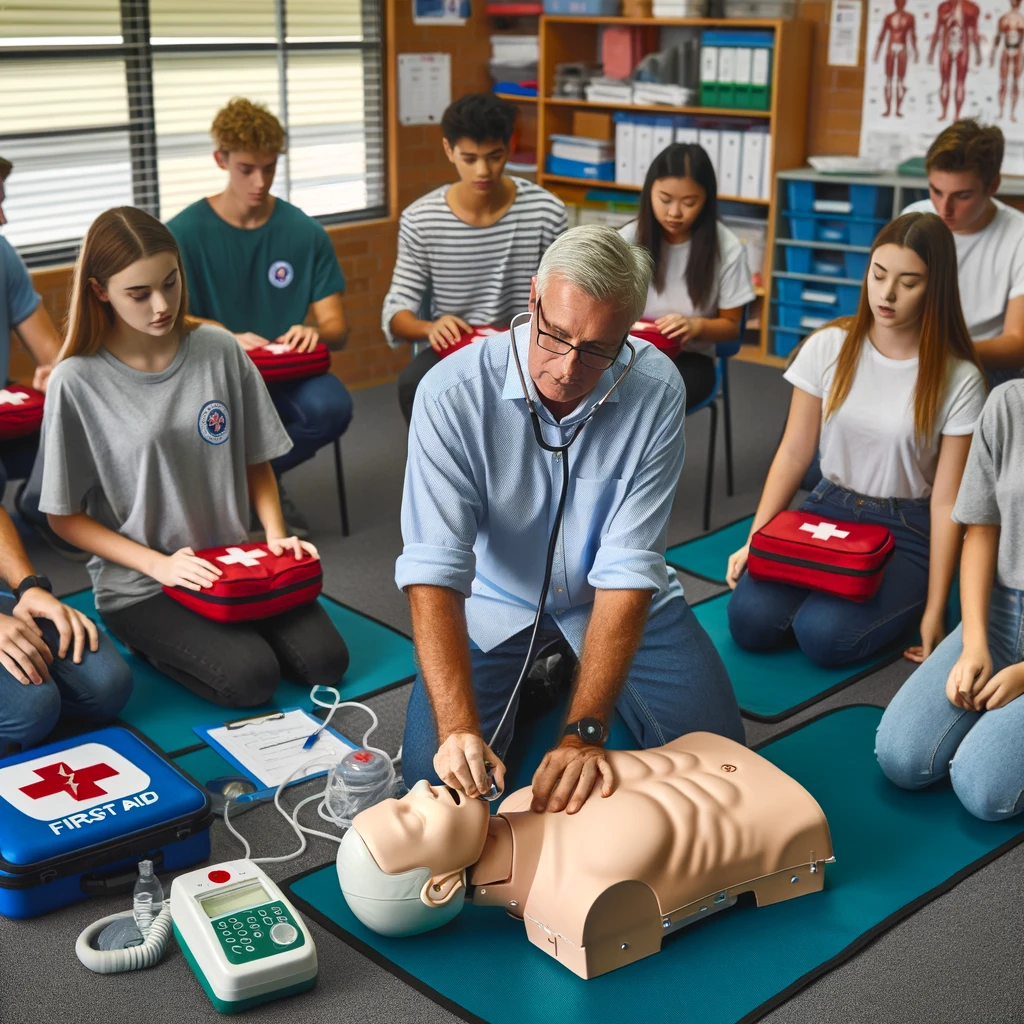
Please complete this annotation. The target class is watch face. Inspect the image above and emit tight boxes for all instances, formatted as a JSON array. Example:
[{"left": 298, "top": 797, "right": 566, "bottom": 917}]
[{"left": 579, "top": 718, "right": 604, "bottom": 742}]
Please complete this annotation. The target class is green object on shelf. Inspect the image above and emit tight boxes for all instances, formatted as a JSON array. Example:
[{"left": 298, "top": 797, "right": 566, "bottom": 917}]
[{"left": 898, "top": 156, "right": 928, "bottom": 177}]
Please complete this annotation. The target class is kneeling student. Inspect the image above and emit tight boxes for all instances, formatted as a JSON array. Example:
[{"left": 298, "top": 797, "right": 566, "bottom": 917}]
[
  {"left": 39, "top": 207, "right": 350, "bottom": 708},
  {"left": 876, "top": 380, "right": 1024, "bottom": 821},
  {"left": 725, "top": 213, "right": 985, "bottom": 668}
]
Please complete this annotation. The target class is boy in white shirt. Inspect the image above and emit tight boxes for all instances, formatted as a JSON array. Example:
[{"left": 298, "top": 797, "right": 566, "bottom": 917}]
[{"left": 903, "top": 119, "right": 1024, "bottom": 381}]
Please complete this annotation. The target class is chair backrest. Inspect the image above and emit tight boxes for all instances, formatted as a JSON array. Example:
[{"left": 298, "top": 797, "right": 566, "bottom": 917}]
[{"left": 715, "top": 303, "right": 749, "bottom": 361}]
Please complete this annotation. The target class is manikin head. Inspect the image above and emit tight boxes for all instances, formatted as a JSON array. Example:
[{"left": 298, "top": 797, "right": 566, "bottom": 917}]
[
  {"left": 525, "top": 225, "right": 651, "bottom": 415},
  {"left": 440, "top": 93, "right": 517, "bottom": 197},
  {"left": 338, "top": 779, "right": 490, "bottom": 936},
  {"left": 925, "top": 119, "right": 1003, "bottom": 232},
  {"left": 210, "top": 97, "right": 286, "bottom": 211},
  {"left": 895, "top": 0, "right": 906, "bottom": 11}
]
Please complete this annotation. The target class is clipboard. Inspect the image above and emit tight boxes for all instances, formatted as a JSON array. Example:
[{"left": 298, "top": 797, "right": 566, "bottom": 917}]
[{"left": 193, "top": 708, "right": 357, "bottom": 801}]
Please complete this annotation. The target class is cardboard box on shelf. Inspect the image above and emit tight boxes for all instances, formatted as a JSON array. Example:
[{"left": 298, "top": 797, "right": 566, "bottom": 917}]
[{"left": 572, "top": 110, "right": 614, "bottom": 141}]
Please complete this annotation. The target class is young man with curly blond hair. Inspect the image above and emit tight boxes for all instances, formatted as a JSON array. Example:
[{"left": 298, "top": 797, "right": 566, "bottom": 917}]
[{"left": 167, "top": 98, "right": 352, "bottom": 538}]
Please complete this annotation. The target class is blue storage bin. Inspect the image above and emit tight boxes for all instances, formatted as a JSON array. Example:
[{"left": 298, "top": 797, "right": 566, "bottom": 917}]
[
  {"left": 773, "top": 328, "right": 804, "bottom": 358},
  {"left": 543, "top": 0, "right": 620, "bottom": 11},
  {"left": 816, "top": 220, "right": 847, "bottom": 243},
  {"left": 782, "top": 245, "right": 812, "bottom": 273},
  {"left": 545, "top": 154, "right": 615, "bottom": 182},
  {"left": 776, "top": 303, "right": 833, "bottom": 331},
  {"left": 786, "top": 181, "right": 816, "bottom": 214},
  {"left": 849, "top": 219, "right": 885, "bottom": 247},
  {"left": 844, "top": 251, "right": 870, "bottom": 280},
  {"left": 776, "top": 278, "right": 805, "bottom": 303},
  {"left": 849, "top": 184, "right": 884, "bottom": 218},
  {"left": 786, "top": 215, "right": 816, "bottom": 241},
  {"left": 837, "top": 284, "right": 861, "bottom": 314},
  {"left": 813, "top": 257, "right": 845, "bottom": 277}
]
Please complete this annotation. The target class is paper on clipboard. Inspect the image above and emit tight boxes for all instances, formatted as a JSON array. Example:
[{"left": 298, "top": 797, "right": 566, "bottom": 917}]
[
  {"left": 205, "top": 710, "right": 356, "bottom": 789},
  {"left": 398, "top": 53, "right": 452, "bottom": 126}
]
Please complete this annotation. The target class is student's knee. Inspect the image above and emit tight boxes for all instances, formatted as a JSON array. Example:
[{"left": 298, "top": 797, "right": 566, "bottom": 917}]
[
  {"left": 950, "top": 751, "right": 1024, "bottom": 821},
  {"left": 218, "top": 648, "right": 281, "bottom": 708},
  {"left": 875, "top": 709, "right": 942, "bottom": 791},
  {"left": 307, "top": 375, "right": 353, "bottom": 438},
  {"left": 0, "top": 681, "right": 62, "bottom": 751},
  {"left": 301, "top": 628, "right": 350, "bottom": 689},
  {"left": 791, "top": 603, "right": 854, "bottom": 668},
  {"left": 80, "top": 647, "right": 134, "bottom": 721},
  {"left": 726, "top": 578, "right": 784, "bottom": 651}
]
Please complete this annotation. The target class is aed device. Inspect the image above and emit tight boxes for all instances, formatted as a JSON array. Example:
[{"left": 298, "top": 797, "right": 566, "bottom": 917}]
[{"left": 170, "top": 860, "right": 317, "bottom": 1014}]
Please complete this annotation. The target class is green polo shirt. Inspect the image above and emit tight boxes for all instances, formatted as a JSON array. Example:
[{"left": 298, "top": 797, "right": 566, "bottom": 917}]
[{"left": 167, "top": 197, "right": 345, "bottom": 340}]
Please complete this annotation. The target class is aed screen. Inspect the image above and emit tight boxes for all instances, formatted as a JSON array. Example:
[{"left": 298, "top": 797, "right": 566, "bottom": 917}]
[{"left": 199, "top": 880, "right": 270, "bottom": 919}]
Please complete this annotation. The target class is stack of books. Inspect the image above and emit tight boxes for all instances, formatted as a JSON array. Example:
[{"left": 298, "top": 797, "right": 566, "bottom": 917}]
[
  {"left": 490, "top": 35, "right": 539, "bottom": 94},
  {"left": 632, "top": 82, "right": 696, "bottom": 106},
  {"left": 584, "top": 77, "right": 634, "bottom": 104},
  {"left": 546, "top": 134, "right": 616, "bottom": 181}
]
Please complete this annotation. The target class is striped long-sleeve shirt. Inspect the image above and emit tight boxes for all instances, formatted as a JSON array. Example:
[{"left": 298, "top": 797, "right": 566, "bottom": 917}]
[{"left": 381, "top": 177, "right": 568, "bottom": 347}]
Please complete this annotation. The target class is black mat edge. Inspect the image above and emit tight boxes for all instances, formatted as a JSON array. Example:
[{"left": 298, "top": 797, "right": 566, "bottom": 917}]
[
  {"left": 665, "top": 512, "right": 755, "bottom": 586},
  {"left": 282, "top": 703, "right": 1024, "bottom": 1024},
  {"left": 687, "top": 591, "right": 905, "bottom": 723}
]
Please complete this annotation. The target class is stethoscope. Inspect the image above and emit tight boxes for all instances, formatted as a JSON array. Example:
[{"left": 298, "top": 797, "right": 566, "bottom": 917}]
[{"left": 485, "top": 312, "right": 637, "bottom": 762}]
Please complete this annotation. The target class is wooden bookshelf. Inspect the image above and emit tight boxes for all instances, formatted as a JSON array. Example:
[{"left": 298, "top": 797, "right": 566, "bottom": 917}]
[{"left": 534, "top": 14, "right": 813, "bottom": 367}]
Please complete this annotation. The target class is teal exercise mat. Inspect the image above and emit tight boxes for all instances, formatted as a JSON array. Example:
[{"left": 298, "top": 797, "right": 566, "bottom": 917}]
[
  {"left": 692, "top": 591, "right": 901, "bottom": 722},
  {"left": 62, "top": 590, "right": 416, "bottom": 756},
  {"left": 283, "top": 706, "right": 1024, "bottom": 1024},
  {"left": 666, "top": 514, "right": 753, "bottom": 585}
]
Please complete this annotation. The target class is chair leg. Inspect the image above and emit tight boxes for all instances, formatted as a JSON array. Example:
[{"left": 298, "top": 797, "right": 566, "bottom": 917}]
[
  {"left": 721, "top": 362, "right": 735, "bottom": 497},
  {"left": 333, "top": 438, "right": 350, "bottom": 537},
  {"left": 704, "top": 401, "right": 718, "bottom": 532}
]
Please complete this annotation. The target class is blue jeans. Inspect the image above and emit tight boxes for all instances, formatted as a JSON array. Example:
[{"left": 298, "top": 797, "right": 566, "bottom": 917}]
[
  {"left": 269, "top": 374, "right": 353, "bottom": 476},
  {"left": 728, "top": 480, "right": 931, "bottom": 668},
  {"left": 0, "top": 595, "right": 134, "bottom": 753},
  {"left": 401, "top": 596, "right": 744, "bottom": 786},
  {"left": 876, "top": 584, "right": 1024, "bottom": 821}
]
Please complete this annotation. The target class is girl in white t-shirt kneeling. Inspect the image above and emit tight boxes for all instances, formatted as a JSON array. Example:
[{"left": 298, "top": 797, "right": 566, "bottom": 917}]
[
  {"left": 725, "top": 212, "right": 986, "bottom": 668},
  {"left": 619, "top": 143, "right": 756, "bottom": 408}
]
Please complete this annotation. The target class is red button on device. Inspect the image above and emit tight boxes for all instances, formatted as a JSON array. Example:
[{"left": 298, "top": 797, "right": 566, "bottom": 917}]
[{"left": 208, "top": 870, "right": 231, "bottom": 883}]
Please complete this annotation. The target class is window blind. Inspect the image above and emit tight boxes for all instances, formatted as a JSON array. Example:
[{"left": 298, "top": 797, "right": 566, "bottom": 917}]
[{"left": 0, "top": 0, "right": 386, "bottom": 265}]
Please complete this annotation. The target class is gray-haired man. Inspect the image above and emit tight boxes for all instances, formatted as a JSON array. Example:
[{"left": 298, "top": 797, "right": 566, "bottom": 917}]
[{"left": 395, "top": 224, "right": 742, "bottom": 816}]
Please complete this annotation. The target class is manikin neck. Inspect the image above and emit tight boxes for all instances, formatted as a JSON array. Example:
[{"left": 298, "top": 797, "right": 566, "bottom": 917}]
[{"left": 468, "top": 810, "right": 546, "bottom": 907}]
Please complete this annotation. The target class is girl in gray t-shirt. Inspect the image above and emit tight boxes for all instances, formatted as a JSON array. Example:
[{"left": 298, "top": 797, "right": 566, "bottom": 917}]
[
  {"left": 39, "top": 207, "right": 349, "bottom": 706},
  {"left": 876, "top": 380, "right": 1024, "bottom": 822}
]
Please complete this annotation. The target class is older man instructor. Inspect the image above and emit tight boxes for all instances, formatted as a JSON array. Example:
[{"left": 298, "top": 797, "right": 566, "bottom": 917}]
[{"left": 396, "top": 225, "right": 743, "bottom": 815}]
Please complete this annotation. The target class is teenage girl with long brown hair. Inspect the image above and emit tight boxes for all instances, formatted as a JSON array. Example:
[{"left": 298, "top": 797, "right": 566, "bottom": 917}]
[
  {"left": 37, "top": 207, "right": 349, "bottom": 707},
  {"left": 725, "top": 212, "right": 986, "bottom": 667}
]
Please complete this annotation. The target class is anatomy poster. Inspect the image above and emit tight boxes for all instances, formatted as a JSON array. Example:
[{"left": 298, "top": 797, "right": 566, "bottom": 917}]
[{"left": 860, "top": 0, "right": 1024, "bottom": 173}]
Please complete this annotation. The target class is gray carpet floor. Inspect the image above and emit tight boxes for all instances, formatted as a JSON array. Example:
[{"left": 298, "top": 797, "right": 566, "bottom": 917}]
[{"left": 2, "top": 361, "right": 1022, "bottom": 1024}]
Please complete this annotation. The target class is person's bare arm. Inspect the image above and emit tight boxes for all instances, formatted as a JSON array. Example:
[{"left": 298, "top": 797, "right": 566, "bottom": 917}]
[
  {"left": 309, "top": 293, "right": 348, "bottom": 351},
  {"left": 972, "top": 296, "right": 1024, "bottom": 369},
  {"left": 406, "top": 584, "right": 505, "bottom": 797},
  {"left": 905, "top": 433, "right": 972, "bottom": 663},
  {"left": 530, "top": 588, "right": 651, "bottom": 814},
  {"left": 655, "top": 306, "right": 745, "bottom": 345},
  {"left": 910, "top": 15, "right": 919, "bottom": 60},
  {"left": 14, "top": 306, "right": 62, "bottom": 391},
  {"left": 0, "top": 507, "right": 37, "bottom": 590},
  {"left": 389, "top": 310, "right": 472, "bottom": 352},
  {"left": 245, "top": 461, "right": 317, "bottom": 560},
  {"left": 875, "top": 16, "right": 890, "bottom": 61}
]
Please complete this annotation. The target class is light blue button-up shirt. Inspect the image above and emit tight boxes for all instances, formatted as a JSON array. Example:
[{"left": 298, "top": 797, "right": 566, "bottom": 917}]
[{"left": 395, "top": 323, "right": 686, "bottom": 654}]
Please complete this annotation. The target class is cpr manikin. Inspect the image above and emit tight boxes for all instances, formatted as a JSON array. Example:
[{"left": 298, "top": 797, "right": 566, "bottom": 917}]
[{"left": 338, "top": 732, "right": 834, "bottom": 979}]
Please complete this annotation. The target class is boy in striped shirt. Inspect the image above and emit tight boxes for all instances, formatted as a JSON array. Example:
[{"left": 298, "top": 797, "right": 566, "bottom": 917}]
[{"left": 383, "top": 93, "right": 568, "bottom": 423}]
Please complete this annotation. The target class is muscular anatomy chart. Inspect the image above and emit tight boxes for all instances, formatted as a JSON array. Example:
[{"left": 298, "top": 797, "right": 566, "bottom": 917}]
[{"left": 861, "top": 0, "right": 1024, "bottom": 173}]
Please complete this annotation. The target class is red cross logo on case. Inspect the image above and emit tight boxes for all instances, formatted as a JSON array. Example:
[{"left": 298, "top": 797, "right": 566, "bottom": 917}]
[{"left": 19, "top": 760, "right": 119, "bottom": 802}]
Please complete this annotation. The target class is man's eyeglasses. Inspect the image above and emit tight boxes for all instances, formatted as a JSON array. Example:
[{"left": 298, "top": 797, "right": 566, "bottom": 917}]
[{"left": 534, "top": 300, "right": 627, "bottom": 371}]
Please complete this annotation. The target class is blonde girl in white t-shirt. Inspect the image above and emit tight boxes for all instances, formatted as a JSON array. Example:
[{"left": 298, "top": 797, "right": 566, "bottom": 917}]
[{"left": 726, "top": 212, "right": 986, "bottom": 668}]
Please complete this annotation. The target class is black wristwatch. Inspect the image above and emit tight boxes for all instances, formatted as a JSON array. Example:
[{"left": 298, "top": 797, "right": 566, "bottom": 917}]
[
  {"left": 15, "top": 575, "right": 52, "bottom": 601},
  {"left": 563, "top": 717, "right": 606, "bottom": 746}
]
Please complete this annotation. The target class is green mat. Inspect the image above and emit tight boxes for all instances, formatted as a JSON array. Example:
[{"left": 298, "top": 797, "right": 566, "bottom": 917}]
[
  {"left": 284, "top": 706, "right": 1024, "bottom": 1024},
  {"left": 666, "top": 515, "right": 753, "bottom": 585},
  {"left": 63, "top": 590, "right": 416, "bottom": 755},
  {"left": 692, "top": 592, "right": 900, "bottom": 721}
]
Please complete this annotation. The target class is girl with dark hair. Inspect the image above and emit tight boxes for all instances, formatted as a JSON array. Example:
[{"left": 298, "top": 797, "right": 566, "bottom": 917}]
[
  {"left": 619, "top": 143, "right": 755, "bottom": 406},
  {"left": 725, "top": 212, "right": 986, "bottom": 669}
]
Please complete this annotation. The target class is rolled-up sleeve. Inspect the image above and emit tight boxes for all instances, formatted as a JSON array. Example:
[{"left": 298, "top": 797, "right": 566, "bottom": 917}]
[
  {"left": 395, "top": 387, "right": 483, "bottom": 596},
  {"left": 587, "top": 385, "right": 685, "bottom": 592}
]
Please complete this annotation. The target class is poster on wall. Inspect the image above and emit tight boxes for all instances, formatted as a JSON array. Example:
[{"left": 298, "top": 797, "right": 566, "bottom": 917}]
[
  {"left": 859, "top": 0, "right": 1024, "bottom": 173},
  {"left": 413, "top": 0, "right": 471, "bottom": 24}
]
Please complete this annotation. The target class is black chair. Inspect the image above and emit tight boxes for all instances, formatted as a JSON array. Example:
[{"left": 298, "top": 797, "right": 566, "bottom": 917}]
[{"left": 333, "top": 438, "right": 350, "bottom": 537}]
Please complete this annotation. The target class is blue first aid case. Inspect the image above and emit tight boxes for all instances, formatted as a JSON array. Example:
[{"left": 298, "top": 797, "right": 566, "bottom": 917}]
[{"left": 0, "top": 726, "right": 213, "bottom": 919}]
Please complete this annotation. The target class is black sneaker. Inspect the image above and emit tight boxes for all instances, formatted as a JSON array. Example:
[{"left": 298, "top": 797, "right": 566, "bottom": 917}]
[{"left": 15, "top": 483, "right": 91, "bottom": 562}]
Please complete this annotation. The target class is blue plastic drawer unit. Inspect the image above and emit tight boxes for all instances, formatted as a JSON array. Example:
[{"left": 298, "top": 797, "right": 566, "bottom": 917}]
[
  {"left": 0, "top": 726, "right": 212, "bottom": 918},
  {"left": 777, "top": 280, "right": 860, "bottom": 315},
  {"left": 545, "top": 154, "right": 615, "bottom": 182},
  {"left": 786, "top": 181, "right": 885, "bottom": 219},
  {"left": 773, "top": 327, "right": 804, "bottom": 358},
  {"left": 845, "top": 251, "right": 870, "bottom": 280},
  {"left": 785, "top": 213, "right": 887, "bottom": 248}
]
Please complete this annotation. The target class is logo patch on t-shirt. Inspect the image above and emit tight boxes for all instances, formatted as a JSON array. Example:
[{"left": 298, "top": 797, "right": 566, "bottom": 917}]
[
  {"left": 268, "top": 260, "right": 294, "bottom": 288},
  {"left": 197, "top": 400, "right": 230, "bottom": 445}
]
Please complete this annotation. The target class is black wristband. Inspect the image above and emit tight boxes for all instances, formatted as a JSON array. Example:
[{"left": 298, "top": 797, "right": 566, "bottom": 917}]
[{"left": 15, "top": 575, "right": 52, "bottom": 601}]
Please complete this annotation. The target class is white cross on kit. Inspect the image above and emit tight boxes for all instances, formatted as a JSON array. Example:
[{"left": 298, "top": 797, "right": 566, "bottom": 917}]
[
  {"left": 262, "top": 343, "right": 292, "bottom": 355},
  {"left": 217, "top": 547, "right": 269, "bottom": 568},
  {"left": 0, "top": 389, "right": 30, "bottom": 406},
  {"left": 799, "top": 521, "right": 850, "bottom": 542}
]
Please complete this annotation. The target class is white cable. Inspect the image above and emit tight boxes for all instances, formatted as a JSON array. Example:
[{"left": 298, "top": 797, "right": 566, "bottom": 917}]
[{"left": 76, "top": 906, "right": 173, "bottom": 974}]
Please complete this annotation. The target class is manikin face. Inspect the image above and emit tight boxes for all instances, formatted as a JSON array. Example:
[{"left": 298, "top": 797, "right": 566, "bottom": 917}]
[
  {"left": 443, "top": 136, "right": 509, "bottom": 195},
  {"left": 354, "top": 779, "right": 490, "bottom": 878},
  {"left": 650, "top": 175, "right": 707, "bottom": 243},
  {"left": 214, "top": 149, "right": 279, "bottom": 209},
  {"left": 895, "top": 0, "right": 906, "bottom": 11},
  {"left": 927, "top": 168, "right": 998, "bottom": 233},
  {"left": 92, "top": 251, "right": 182, "bottom": 337},
  {"left": 526, "top": 276, "right": 631, "bottom": 412},
  {"left": 866, "top": 242, "right": 928, "bottom": 330}
]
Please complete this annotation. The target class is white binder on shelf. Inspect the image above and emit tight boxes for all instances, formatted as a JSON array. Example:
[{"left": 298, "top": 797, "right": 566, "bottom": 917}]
[
  {"left": 760, "top": 132, "right": 774, "bottom": 200},
  {"left": 675, "top": 124, "right": 700, "bottom": 145},
  {"left": 634, "top": 117, "right": 655, "bottom": 186},
  {"left": 615, "top": 116, "right": 635, "bottom": 186},
  {"left": 698, "top": 127, "right": 721, "bottom": 177},
  {"left": 740, "top": 130, "right": 766, "bottom": 200},
  {"left": 652, "top": 117, "right": 675, "bottom": 164},
  {"left": 719, "top": 130, "right": 742, "bottom": 197}
]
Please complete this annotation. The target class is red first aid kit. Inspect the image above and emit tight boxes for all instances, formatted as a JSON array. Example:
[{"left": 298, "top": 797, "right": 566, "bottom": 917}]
[
  {"left": 437, "top": 326, "right": 504, "bottom": 359},
  {"left": 0, "top": 385, "right": 45, "bottom": 440},
  {"left": 247, "top": 343, "right": 331, "bottom": 383},
  {"left": 747, "top": 510, "right": 896, "bottom": 602},
  {"left": 630, "top": 321, "right": 680, "bottom": 359},
  {"left": 163, "top": 543, "right": 323, "bottom": 623}
]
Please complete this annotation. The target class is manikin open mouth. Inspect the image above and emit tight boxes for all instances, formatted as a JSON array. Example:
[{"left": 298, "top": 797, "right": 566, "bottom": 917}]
[{"left": 445, "top": 786, "right": 462, "bottom": 805}]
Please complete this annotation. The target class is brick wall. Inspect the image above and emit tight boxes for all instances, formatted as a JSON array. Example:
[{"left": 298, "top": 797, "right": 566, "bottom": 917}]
[
  {"left": 12, "top": 0, "right": 495, "bottom": 390},
  {"left": 800, "top": 0, "right": 867, "bottom": 157}
]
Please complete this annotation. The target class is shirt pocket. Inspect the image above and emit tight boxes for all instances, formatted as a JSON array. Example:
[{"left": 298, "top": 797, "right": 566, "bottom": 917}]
[{"left": 565, "top": 477, "right": 629, "bottom": 573}]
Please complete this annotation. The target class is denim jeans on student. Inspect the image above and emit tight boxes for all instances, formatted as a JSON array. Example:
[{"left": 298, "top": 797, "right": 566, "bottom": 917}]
[
  {"left": 0, "top": 595, "right": 133, "bottom": 754},
  {"left": 876, "top": 584, "right": 1024, "bottom": 821},
  {"left": 400, "top": 595, "right": 744, "bottom": 786},
  {"left": 269, "top": 373, "right": 354, "bottom": 476},
  {"left": 727, "top": 480, "right": 931, "bottom": 668}
]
